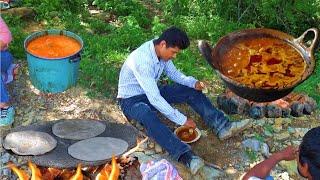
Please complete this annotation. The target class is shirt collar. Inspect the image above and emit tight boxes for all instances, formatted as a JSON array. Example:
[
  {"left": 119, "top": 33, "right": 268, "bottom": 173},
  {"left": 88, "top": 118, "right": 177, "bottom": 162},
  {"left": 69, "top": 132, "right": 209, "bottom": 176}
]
[{"left": 149, "top": 40, "right": 161, "bottom": 63}]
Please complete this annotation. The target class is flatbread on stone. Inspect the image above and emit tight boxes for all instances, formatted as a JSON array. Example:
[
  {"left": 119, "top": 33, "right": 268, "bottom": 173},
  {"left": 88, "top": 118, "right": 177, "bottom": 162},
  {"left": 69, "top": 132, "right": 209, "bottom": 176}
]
[
  {"left": 3, "top": 130, "right": 57, "bottom": 155},
  {"left": 52, "top": 119, "right": 106, "bottom": 140},
  {"left": 68, "top": 137, "right": 128, "bottom": 161}
]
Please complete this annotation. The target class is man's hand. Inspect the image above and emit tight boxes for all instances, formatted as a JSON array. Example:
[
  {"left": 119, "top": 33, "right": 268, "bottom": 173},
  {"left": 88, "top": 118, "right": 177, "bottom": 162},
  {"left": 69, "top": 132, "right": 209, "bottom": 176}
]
[
  {"left": 195, "top": 81, "right": 205, "bottom": 91},
  {"left": 278, "top": 146, "right": 298, "bottom": 161},
  {"left": 184, "top": 117, "right": 196, "bottom": 129}
]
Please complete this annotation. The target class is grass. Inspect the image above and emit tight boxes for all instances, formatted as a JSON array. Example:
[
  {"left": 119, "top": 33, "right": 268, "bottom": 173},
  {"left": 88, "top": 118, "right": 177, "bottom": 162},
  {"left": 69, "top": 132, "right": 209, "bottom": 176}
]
[{"left": 3, "top": 1, "right": 320, "bottom": 108}]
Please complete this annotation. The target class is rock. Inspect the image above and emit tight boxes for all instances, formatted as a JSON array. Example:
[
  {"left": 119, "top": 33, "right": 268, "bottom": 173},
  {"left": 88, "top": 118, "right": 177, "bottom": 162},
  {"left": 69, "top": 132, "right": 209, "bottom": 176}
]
[
  {"left": 264, "top": 130, "right": 273, "bottom": 137},
  {"left": 291, "top": 102, "right": 304, "bottom": 117},
  {"left": 144, "top": 150, "right": 155, "bottom": 156},
  {"left": 274, "top": 132, "right": 290, "bottom": 141},
  {"left": 293, "top": 128, "right": 309, "bottom": 138},
  {"left": 154, "top": 143, "right": 163, "bottom": 153},
  {"left": 291, "top": 140, "right": 301, "bottom": 146},
  {"left": 273, "top": 118, "right": 283, "bottom": 132},
  {"left": 282, "top": 108, "right": 291, "bottom": 117},
  {"left": 279, "top": 172, "right": 290, "bottom": 180},
  {"left": 266, "top": 104, "right": 282, "bottom": 118},
  {"left": 225, "top": 167, "right": 237, "bottom": 175},
  {"left": 132, "top": 152, "right": 154, "bottom": 164},
  {"left": 279, "top": 160, "right": 298, "bottom": 176},
  {"left": 249, "top": 104, "right": 265, "bottom": 119},
  {"left": 255, "top": 119, "right": 266, "bottom": 126},
  {"left": 1, "top": 7, "right": 35, "bottom": 18},
  {"left": 242, "top": 138, "right": 270, "bottom": 157},
  {"left": 197, "top": 165, "right": 224, "bottom": 179},
  {"left": 148, "top": 141, "right": 155, "bottom": 149},
  {"left": 287, "top": 127, "right": 295, "bottom": 134}
]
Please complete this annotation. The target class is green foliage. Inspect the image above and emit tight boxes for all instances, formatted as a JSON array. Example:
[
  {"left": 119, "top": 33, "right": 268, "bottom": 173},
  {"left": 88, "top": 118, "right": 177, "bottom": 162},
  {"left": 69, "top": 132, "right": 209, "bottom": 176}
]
[
  {"left": 6, "top": 0, "right": 320, "bottom": 104},
  {"left": 94, "top": 0, "right": 151, "bottom": 27},
  {"left": 254, "top": 133, "right": 265, "bottom": 143},
  {"left": 245, "top": 148, "right": 258, "bottom": 162},
  {"left": 295, "top": 52, "right": 320, "bottom": 107},
  {"left": 151, "top": 16, "right": 166, "bottom": 36},
  {"left": 22, "top": 0, "right": 87, "bottom": 21},
  {"left": 2, "top": 15, "right": 27, "bottom": 58},
  {"left": 162, "top": 0, "right": 320, "bottom": 36}
]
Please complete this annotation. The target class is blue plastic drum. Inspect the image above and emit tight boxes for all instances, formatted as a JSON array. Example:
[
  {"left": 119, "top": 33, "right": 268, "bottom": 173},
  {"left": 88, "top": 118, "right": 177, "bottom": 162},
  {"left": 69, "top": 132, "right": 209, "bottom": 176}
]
[{"left": 24, "top": 30, "right": 83, "bottom": 93}]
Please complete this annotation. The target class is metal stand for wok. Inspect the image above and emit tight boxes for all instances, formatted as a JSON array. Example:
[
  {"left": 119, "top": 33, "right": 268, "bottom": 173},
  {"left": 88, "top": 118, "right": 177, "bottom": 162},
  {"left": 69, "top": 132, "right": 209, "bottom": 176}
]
[{"left": 3, "top": 119, "right": 139, "bottom": 169}]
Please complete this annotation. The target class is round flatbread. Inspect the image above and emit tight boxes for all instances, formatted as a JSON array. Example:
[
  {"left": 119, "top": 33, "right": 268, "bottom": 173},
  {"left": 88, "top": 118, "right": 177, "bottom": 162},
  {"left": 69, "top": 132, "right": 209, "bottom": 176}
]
[
  {"left": 3, "top": 130, "right": 57, "bottom": 155},
  {"left": 68, "top": 137, "right": 128, "bottom": 161},
  {"left": 52, "top": 119, "right": 106, "bottom": 140}
]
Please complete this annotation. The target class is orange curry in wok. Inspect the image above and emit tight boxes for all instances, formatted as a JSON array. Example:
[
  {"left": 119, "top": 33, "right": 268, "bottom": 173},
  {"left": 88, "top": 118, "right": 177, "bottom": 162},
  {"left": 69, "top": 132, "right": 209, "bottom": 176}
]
[
  {"left": 27, "top": 35, "right": 81, "bottom": 59},
  {"left": 221, "top": 38, "right": 306, "bottom": 89}
]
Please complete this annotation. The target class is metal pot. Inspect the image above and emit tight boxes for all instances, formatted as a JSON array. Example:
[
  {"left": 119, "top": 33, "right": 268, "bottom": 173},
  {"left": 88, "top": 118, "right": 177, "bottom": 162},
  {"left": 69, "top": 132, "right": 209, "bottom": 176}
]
[{"left": 199, "top": 28, "right": 319, "bottom": 102}]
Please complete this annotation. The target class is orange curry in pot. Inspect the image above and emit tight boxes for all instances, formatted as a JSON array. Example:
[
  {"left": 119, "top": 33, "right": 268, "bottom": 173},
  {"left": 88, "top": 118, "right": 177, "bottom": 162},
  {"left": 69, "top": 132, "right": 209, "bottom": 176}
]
[
  {"left": 27, "top": 35, "right": 81, "bottom": 59},
  {"left": 221, "top": 38, "right": 306, "bottom": 89}
]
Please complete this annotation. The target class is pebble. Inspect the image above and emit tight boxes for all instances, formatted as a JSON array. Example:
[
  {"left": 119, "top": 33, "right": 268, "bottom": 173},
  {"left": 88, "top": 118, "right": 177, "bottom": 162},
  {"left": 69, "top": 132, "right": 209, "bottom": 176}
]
[
  {"left": 154, "top": 143, "right": 163, "bottom": 154},
  {"left": 225, "top": 167, "right": 237, "bottom": 174}
]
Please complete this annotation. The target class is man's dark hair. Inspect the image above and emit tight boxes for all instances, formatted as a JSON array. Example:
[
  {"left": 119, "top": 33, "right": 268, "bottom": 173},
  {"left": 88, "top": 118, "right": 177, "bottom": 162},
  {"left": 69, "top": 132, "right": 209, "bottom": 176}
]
[
  {"left": 299, "top": 126, "right": 320, "bottom": 178},
  {"left": 154, "top": 26, "right": 190, "bottom": 49}
]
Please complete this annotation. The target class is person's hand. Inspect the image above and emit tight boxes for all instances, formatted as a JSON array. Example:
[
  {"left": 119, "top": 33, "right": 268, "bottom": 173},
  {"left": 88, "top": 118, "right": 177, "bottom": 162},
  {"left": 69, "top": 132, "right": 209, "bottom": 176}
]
[
  {"left": 184, "top": 117, "right": 196, "bottom": 129},
  {"left": 278, "top": 146, "right": 298, "bottom": 161},
  {"left": 195, "top": 81, "right": 205, "bottom": 91},
  {"left": 0, "top": 40, "right": 7, "bottom": 51}
]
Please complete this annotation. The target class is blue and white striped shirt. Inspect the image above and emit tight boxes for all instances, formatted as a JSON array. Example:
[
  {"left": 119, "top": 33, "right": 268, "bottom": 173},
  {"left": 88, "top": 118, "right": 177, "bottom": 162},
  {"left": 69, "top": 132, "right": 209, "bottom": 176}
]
[{"left": 117, "top": 40, "right": 198, "bottom": 125}]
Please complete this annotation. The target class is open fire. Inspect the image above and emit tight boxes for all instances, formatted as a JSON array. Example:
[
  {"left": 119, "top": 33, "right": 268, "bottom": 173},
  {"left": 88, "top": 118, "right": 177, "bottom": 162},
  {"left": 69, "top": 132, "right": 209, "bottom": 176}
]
[{"left": 7, "top": 156, "right": 124, "bottom": 180}]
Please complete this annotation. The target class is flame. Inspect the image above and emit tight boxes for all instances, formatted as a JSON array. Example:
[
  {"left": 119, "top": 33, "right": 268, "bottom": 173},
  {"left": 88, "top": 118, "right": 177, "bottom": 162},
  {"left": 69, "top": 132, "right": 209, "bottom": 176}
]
[
  {"left": 95, "top": 156, "right": 120, "bottom": 180},
  {"left": 59, "top": 169, "right": 76, "bottom": 180},
  {"left": 41, "top": 167, "right": 61, "bottom": 180},
  {"left": 28, "top": 161, "right": 42, "bottom": 180},
  {"left": 69, "top": 163, "right": 83, "bottom": 180},
  {"left": 8, "top": 162, "right": 30, "bottom": 180}
]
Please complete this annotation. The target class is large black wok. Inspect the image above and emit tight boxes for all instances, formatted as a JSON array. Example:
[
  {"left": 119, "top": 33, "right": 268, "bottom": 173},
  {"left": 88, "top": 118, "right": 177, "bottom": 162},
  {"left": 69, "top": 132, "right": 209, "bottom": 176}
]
[{"left": 199, "top": 28, "right": 318, "bottom": 102}]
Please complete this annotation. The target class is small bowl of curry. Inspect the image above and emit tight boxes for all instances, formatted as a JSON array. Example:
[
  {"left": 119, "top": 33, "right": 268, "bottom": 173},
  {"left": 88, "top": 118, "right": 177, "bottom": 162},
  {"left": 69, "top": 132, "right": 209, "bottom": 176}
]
[{"left": 174, "top": 126, "right": 201, "bottom": 144}]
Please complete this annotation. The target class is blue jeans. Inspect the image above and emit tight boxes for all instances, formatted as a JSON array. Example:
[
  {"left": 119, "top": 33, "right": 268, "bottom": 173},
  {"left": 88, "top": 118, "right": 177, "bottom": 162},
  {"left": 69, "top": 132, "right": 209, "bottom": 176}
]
[
  {"left": 119, "top": 83, "right": 231, "bottom": 160},
  {"left": 1, "top": 50, "right": 13, "bottom": 103}
]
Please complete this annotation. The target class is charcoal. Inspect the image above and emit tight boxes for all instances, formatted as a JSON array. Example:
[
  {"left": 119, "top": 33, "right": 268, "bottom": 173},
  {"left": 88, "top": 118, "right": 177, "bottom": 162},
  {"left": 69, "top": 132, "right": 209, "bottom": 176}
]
[
  {"left": 291, "top": 102, "right": 304, "bottom": 117},
  {"left": 303, "top": 96, "right": 317, "bottom": 113},
  {"left": 249, "top": 104, "right": 265, "bottom": 119},
  {"left": 216, "top": 90, "right": 316, "bottom": 118},
  {"left": 266, "top": 104, "right": 282, "bottom": 118},
  {"left": 281, "top": 108, "right": 291, "bottom": 117},
  {"left": 303, "top": 103, "right": 313, "bottom": 115}
]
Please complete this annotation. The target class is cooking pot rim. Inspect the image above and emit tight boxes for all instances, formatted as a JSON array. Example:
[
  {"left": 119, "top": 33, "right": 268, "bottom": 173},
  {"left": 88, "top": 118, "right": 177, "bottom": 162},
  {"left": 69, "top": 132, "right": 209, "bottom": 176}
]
[{"left": 211, "top": 27, "right": 318, "bottom": 90}]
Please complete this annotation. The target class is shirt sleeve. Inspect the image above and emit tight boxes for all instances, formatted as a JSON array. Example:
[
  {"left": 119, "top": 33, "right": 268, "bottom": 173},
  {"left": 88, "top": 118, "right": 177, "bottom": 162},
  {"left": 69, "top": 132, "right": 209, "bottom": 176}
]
[
  {"left": 163, "top": 61, "right": 198, "bottom": 88},
  {"left": 129, "top": 53, "right": 187, "bottom": 125},
  {"left": 0, "top": 16, "right": 12, "bottom": 45}
]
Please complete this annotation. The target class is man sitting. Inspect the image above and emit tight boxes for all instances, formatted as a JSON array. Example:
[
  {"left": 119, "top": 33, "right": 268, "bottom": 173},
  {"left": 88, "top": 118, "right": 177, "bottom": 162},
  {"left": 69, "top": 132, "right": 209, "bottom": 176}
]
[{"left": 117, "top": 26, "right": 251, "bottom": 174}]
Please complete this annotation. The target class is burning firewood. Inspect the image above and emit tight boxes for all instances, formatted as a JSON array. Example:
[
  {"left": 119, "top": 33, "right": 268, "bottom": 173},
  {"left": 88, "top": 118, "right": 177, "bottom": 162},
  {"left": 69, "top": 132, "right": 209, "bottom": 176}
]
[
  {"left": 95, "top": 155, "right": 120, "bottom": 180},
  {"left": 41, "top": 167, "right": 61, "bottom": 180},
  {"left": 70, "top": 164, "right": 83, "bottom": 180},
  {"left": 7, "top": 162, "right": 30, "bottom": 180},
  {"left": 6, "top": 156, "right": 138, "bottom": 180},
  {"left": 28, "top": 161, "right": 42, "bottom": 180}
]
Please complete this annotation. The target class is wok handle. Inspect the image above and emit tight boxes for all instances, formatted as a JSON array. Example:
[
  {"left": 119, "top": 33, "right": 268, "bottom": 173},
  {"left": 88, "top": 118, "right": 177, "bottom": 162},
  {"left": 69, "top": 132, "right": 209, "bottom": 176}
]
[{"left": 294, "top": 28, "right": 319, "bottom": 57}]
